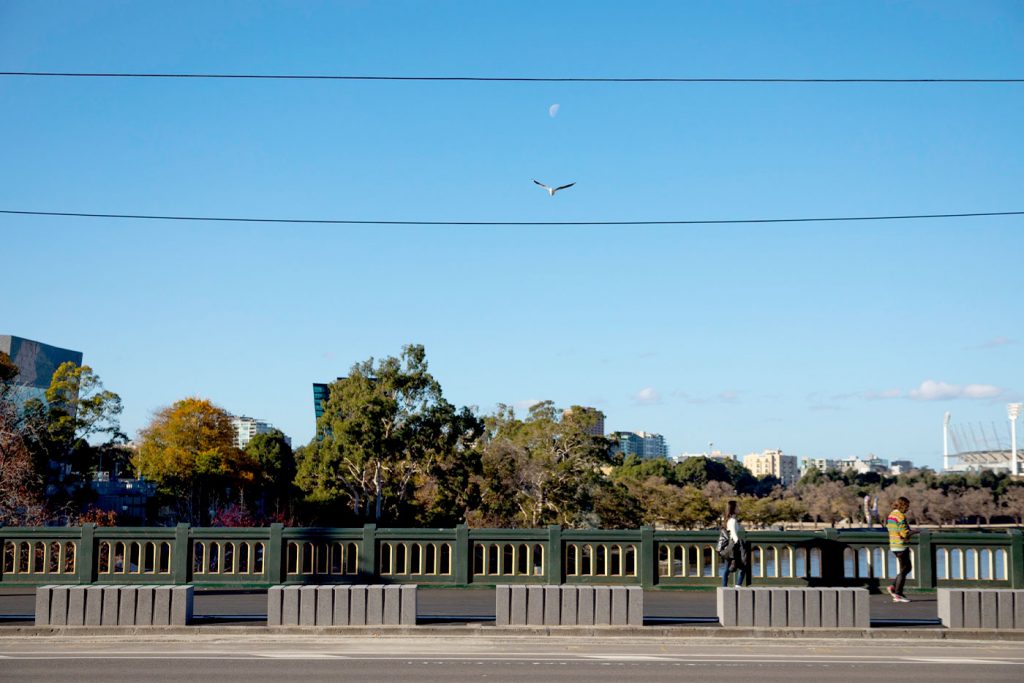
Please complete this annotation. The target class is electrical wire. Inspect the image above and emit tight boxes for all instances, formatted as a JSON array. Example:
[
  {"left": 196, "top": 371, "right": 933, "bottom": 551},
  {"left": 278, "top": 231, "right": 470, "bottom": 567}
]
[
  {"left": 2, "top": 71, "right": 1023, "bottom": 83},
  {"left": 1, "top": 209, "right": 1021, "bottom": 226}
]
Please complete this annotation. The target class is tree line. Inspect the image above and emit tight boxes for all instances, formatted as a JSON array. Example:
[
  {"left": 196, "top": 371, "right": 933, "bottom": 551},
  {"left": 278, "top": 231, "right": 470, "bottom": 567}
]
[{"left": 2, "top": 345, "right": 1022, "bottom": 528}]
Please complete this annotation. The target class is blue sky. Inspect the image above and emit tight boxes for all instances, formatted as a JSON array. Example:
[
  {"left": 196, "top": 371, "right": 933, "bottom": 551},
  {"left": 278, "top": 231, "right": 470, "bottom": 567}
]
[{"left": 1, "top": 1, "right": 1022, "bottom": 468}]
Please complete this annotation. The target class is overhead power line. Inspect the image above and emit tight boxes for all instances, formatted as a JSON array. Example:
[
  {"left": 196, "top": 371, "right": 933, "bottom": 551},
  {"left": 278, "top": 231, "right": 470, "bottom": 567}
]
[
  {"left": 1, "top": 209, "right": 1021, "bottom": 226},
  {"left": 1, "top": 71, "right": 1023, "bottom": 84}
]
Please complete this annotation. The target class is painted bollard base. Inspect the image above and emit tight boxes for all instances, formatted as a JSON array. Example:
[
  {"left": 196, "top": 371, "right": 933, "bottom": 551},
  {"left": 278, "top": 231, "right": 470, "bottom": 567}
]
[
  {"left": 938, "top": 589, "right": 1024, "bottom": 630},
  {"left": 35, "top": 585, "right": 193, "bottom": 626},
  {"left": 716, "top": 587, "right": 869, "bottom": 629},
  {"left": 267, "top": 585, "right": 417, "bottom": 626},
  {"left": 495, "top": 585, "right": 643, "bottom": 626}
]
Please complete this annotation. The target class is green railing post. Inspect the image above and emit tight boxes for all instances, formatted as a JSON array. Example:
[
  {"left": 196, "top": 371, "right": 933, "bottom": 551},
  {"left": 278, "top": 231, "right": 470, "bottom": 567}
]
[
  {"left": 268, "top": 523, "right": 285, "bottom": 585},
  {"left": 1009, "top": 529, "right": 1024, "bottom": 589},
  {"left": 76, "top": 524, "right": 96, "bottom": 585},
  {"left": 640, "top": 525, "right": 655, "bottom": 589},
  {"left": 171, "top": 523, "right": 190, "bottom": 584},
  {"left": 821, "top": 528, "right": 843, "bottom": 585},
  {"left": 360, "top": 524, "right": 377, "bottom": 581},
  {"left": 916, "top": 529, "right": 934, "bottom": 590},
  {"left": 454, "top": 523, "right": 470, "bottom": 586},
  {"left": 545, "top": 525, "right": 562, "bottom": 584}
]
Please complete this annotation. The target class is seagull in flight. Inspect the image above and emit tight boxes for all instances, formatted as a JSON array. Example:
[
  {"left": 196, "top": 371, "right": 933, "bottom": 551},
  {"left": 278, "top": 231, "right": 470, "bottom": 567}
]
[{"left": 533, "top": 179, "right": 576, "bottom": 197}]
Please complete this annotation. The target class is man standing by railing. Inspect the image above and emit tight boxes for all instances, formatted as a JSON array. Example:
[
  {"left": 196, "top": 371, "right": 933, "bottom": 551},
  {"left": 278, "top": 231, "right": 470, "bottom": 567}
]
[{"left": 886, "top": 496, "right": 917, "bottom": 603}]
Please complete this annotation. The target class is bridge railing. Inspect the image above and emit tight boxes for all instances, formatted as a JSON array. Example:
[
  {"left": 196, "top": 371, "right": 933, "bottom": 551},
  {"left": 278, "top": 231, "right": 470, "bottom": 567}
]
[{"left": 2, "top": 524, "right": 1022, "bottom": 589}]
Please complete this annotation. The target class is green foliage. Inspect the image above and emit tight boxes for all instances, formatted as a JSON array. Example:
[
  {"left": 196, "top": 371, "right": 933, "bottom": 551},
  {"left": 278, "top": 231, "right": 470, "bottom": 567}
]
[
  {"left": 295, "top": 345, "right": 483, "bottom": 525},
  {"left": 134, "top": 397, "right": 256, "bottom": 524},
  {"left": 673, "top": 456, "right": 730, "bottom": 488}
]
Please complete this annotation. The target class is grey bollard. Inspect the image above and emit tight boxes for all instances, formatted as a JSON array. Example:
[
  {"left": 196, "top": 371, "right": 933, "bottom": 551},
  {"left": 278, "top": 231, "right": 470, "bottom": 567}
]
[
  {"left": 495, "top": 585, "right": 510, "bottom": 626},
  {"left": 118, "top": 586, "right": 138, "bottom": 626},
  {"left": 366, "top": 585, "right": 384, "bottom": 626},
  {"left": 136, "top": 586, "right": 155, "bottom": 626},
  {"left": 753, "top": 588, "right": 771, "bottom": 627},
  {"left": 50, "top": 586, "right": 70, "bottom": 626},
  {"left": 820, "top": 588, "right": 839, "bottom": 628},
  {"left": 34, "top": 586, "right": 55, "bottom": 626},
  {"left": 170, "top": 586, "right": 193, "bottom": 625},
  {"left": 804, "top": 589, "right": 821, "bottom": 628},
  {"left": 85, "top": 586, "right": 105, "bottom": 625},
  {"left": 610, "top": 586, "right": 628, "bottom": 626},
  {"left": 510, "top": 585, "right": 527, "bottom": 625},
  {"left": 770, "top": 588, "right": 788, "bottom": 627},
  {"left": 400, "top": 585, "right": 417, "bottom": 626},
  {"left": 561, "top": 586, "right": 579, "bottom": 626},
  {"left": 716, "top": 587, "right": 737, "bottom": 627},
  {"left": 963, "top": 590, "right": 982, "bottom": 629},
  {"left": 736, "top": 587, "right": 755, "bottom": 627},
  {"left": 267, "top": 586, "right": 283, "bottom": 626},
  {"left": 594, "top": 587, "right": 612, "bottom": 625},
  {"left": 66, "top": 586, "right": 87, "bottom": 626},
  {"left": 853, "top": 588, "right": 870, "bottom": 628},
  {"left": 153, "top": 586, "right": 173, "bottom": 626},
  {"left": 383, "top": 585, "right": 401, "bottom": 625},
  {"left": 333, "top": 586, "right": 351, "bottom": 626},
  {"left": 101, "top": 585, "right": 121, "bottom": 626},
  {"left": 349, "top": 585, "right": 367, "bottom": 625},
  {"left": 980, "top": 591, "right": 998, "bottom": 629},
  {"left": 576, "top": 586, "right": 594, "bottom": 626},
  {"left": 282, "top": 586, "right": 300, "bottom": 625},
  {"left": 543, "top": 586, "right": 561, "bottom": 625},
  {"left": 787, "top": 589, "right": 804, "bottom": 628},
  {"left": 317, "top": 586, "right": 335, "bottom": 626},
  {"left": 299, "top": 586, "right": 318, "bottom": 626},
  {"left": 837, "top": 588, "right": 855, "bottom": 628},
  {"left": 627, "top": 586, "right": 643, "bottom": 626},
  {"left": 527, "top": 586, "right": 545, "bottom": 626}
]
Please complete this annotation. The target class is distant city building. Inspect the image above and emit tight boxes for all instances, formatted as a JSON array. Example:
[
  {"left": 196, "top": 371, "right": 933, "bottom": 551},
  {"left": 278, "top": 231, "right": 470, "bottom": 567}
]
[
  {"left": 312, "top": 381, "right": 339, "bottom": 423},
  {"left": 889, "top": 459, "right": 914, "bottom": 475},
  {"left": 562, "top": 407, "right": 605, "bottom": 437},
  {"left": 833, "top": 455, "right": 889, "bottom": 475},
  {"left": 0, "top": 334, "right": 83, "bottom": 406},
  {"left": 672, "top": 450, "right": 737, "bottom": 464},
  {"left": 230, "top": 415, "right": 289, "bottom": 450},
  {"left": 800, "top": 457, "right": 836, "bottom": 474},
  {"left": 610, "top": 431, "right": 669, "bottom": 459},
  {"left": 743, "top": 449, "right": 799, "bottom": 487}
]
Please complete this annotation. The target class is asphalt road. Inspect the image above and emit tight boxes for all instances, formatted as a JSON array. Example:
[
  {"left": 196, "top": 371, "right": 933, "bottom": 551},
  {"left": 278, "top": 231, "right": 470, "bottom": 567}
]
[
  {"left": 0, "top": 587, "right": 941, "bottom": 625},
  {"left": 0, "top": 634, "right": 1020, "bottom": 682}
]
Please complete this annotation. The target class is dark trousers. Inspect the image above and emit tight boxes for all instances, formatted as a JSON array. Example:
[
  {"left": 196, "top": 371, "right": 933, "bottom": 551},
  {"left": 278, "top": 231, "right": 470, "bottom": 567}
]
[{"left": 893, "top": 549, "right": 912, "bottom": 595}]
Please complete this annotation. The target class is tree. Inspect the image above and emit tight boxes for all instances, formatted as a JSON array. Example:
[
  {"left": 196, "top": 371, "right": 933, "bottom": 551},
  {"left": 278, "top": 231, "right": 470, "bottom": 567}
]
[
  {"left": 245, "top": 429, "right": 296, "bottom": 517},
  {"left": 295, "top": 345, "right": 482, "bottom": 525},
  {"left": 673, "top": 457, "right": 730, "bottom": 488},
  {"left": 0, "top": 355, "right": 45, "bottom": 525},
  {"left": 134, "top": 397, "right": 257, "bottom": 525},
  {"left": 1001, "top": 486, "right": 1024, "bottom": 524},
  {"left": 472, "top": 401, "right": 614, "bottom": 528}
]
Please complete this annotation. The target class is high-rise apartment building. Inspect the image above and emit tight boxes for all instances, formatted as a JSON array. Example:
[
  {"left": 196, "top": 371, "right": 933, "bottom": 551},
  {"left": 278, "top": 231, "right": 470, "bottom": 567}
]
[
  {"left": 230, "top": 415, "right": 289, "bottom": 450},
  {"left": 0, "top": 334, "right": 83, "bottom": 405},
  {"left": 562, "top": 406, "right": 605, "bottom": 437},
  {"left": 611, "top": 431, "right": 669, "bottom": 459},
  {"left": 743, "top": 449, "right": 799, "bottom": 487}
]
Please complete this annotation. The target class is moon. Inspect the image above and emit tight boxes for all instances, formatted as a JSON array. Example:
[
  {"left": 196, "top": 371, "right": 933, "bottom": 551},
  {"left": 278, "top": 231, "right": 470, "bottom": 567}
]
[{"left": 548, "top": 103, "right": 560, "bottom": 118}]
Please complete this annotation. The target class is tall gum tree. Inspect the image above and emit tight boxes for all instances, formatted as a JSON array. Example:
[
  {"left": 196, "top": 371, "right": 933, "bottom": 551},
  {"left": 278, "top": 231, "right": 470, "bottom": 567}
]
[{"left": 295, "top": 345, "right": 482, "bottom": 524}]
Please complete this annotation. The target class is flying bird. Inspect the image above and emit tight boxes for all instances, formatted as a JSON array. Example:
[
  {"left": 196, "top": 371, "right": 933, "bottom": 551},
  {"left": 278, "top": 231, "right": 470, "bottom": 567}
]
[{"left": 533, "top": 179, "right": 576, "bottom": 197}]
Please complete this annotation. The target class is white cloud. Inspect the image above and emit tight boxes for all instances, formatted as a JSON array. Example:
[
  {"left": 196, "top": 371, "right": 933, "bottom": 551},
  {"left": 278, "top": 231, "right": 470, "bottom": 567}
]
[
  {"left": 633, "top": 387, "right": 661, "bottom": 405},
  {"left": 864, "top": 388, "right": 902, "bottom": 400},
  {"left": 907, "top": 379, "right": 1003, "bottom": 401},
  {"left": 980, "top": 336, "right": 1017, "bottom": 348},
  {"left": 513, "top": 398, "right": 542, "bottom": 411}
]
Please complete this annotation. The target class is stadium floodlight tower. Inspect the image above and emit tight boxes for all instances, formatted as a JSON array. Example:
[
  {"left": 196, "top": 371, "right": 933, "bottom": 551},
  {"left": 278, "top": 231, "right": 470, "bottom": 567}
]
[
  {"left": 943, "top": 412, "right": 952, "bottom": 471},
  {"left": 1009, "top": 403, "right": 1023, "bottom": 476}
]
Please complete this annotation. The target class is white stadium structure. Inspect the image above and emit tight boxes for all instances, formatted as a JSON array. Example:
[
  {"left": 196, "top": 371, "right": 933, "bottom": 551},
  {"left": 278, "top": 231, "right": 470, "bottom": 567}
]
[{"left": 942, "top": 406, "right": 1021, "bottom": 475}]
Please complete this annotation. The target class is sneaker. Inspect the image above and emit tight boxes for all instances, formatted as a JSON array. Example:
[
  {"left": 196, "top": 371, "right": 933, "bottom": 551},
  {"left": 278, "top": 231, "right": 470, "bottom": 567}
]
[
  {"left": 887, "top": 585, "right": 897, "bottom": 598},
  {"left": 893, "top": 594, "right": 911, "bottom": 603}
]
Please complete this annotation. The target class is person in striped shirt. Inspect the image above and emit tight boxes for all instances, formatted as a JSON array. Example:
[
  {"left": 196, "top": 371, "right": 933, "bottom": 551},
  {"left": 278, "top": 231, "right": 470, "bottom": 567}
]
[{"left": 886, "top": 496, "right": 917, "bottom": 603}]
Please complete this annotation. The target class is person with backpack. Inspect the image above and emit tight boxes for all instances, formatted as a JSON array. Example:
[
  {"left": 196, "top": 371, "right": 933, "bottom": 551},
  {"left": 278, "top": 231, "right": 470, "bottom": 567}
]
[{"left": 719, "top": 499, "right": 750, "bottom": 587}]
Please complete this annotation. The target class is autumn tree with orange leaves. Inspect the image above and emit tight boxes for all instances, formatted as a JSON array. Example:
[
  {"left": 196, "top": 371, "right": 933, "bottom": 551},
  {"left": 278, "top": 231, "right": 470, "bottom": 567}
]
[{"left": 134, "top": 397, "right": 259, "bottom": 524}]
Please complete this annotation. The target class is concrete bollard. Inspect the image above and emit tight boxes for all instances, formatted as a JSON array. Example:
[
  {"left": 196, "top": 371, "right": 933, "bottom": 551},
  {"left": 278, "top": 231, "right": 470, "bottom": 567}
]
[
  {"left": 717, "top": 587, "right": 868, "bottom": 629},
  {"left": 496, "top": 585, "right": 643, "bottom": 627},
  {"left": 268, "top": 585, "right": 417, "bottom": 626},
  {"left": 34, "top": 585, "right": 55, "bottom": 626},
  {"left": 938, "top": 589, "right": 1024, "bottom": 630},
  {"left": 136, "top": 586, "right": 155, "bottom": 626},
  {"left": 66, "top": 586, "right": 87, "bottom": 626}
]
